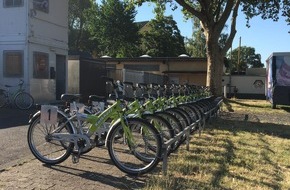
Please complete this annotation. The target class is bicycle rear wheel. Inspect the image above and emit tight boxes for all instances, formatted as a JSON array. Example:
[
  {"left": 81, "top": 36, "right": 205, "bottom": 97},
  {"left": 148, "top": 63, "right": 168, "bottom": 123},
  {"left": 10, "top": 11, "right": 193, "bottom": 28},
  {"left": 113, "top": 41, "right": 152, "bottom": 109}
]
[
  {"left": 106, "top": 117, "right": 162, "bottom": 176},
  {"left": 0, "top": 89, "right": 7, "bottom": 108},
  {"left": 14, "top": 92, "right": 34, "bottom": 109},
  {"left": 27, "top": 111, "right": 74, "bottom": 165}
]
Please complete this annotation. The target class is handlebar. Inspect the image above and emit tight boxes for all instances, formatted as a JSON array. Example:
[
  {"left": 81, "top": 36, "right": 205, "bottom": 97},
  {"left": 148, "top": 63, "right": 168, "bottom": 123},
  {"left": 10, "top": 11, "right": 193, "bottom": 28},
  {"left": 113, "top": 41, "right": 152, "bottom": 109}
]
[{"left": 3, "top": 79, "right": 24, "bottom": 88}]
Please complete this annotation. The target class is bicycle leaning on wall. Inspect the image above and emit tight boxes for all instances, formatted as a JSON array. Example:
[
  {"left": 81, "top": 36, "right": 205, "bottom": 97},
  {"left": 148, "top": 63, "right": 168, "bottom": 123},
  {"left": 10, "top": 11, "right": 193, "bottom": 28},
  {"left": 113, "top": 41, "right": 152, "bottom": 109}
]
[{"left": 0, "top": 79, "right": 34, "bottom": 110}]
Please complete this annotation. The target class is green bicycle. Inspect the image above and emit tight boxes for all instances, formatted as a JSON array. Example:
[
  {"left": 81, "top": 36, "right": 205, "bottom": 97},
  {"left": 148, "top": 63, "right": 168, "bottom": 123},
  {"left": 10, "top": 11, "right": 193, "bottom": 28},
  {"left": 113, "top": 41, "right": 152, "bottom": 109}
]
[
  {"left": 27, "top": 94, "right": 162, "bottom": 176},
  {"left": 0, "top": 79, "right": 34, "bottom": 110}
]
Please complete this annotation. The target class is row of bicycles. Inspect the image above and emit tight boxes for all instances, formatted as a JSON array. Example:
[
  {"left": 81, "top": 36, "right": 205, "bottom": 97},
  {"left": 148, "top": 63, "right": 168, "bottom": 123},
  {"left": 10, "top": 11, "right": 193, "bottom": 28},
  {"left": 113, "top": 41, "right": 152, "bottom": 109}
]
[{"left": 27, "top": 77, "right": 223, "bottom": 176}]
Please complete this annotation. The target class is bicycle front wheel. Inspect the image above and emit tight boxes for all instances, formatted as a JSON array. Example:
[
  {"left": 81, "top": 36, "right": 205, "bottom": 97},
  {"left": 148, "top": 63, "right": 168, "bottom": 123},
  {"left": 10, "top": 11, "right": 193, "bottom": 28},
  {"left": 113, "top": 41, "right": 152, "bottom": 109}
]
[
  {"left": 14, "top": 92, "right": 34, "bottom": 109},
  {"left": 27, "top": 111, "right": 74, "bottom": 165},
  {"left": 106, "top": 118, "right": 162, "bottom": 176},
  {"left": 155, "top": 111, "right": 183, "bottom": 151},
  {"left": 142, "top": 114, "right": 175, "bottom": 155}
]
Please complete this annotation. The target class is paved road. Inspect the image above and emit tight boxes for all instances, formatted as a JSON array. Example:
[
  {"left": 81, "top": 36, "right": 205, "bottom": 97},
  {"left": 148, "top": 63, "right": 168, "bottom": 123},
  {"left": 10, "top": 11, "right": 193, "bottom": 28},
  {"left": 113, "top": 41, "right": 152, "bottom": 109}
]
[{"left": 0, "top": 108, "right": 151, "bottom": 189}]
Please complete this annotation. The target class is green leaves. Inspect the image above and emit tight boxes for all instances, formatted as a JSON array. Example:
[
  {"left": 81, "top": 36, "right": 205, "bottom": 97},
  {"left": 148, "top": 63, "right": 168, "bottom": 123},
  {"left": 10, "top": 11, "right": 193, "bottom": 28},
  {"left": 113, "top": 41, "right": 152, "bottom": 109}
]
[
  {"left": 227, "top": 46, "right": 263, "bottom": 73},
  {"left": 241, "top": 0, "right": 290, "bottom": 28},
  {"left": 68, "top": 0, "right": 99, "bottom": 54},
  {"left": 95, "top": 0, "right": 141, "bottom": 57},
  {"left": 68, "top": 0, "right": 141, "bottom": 57},
  {"left": 141, "top": 16, "right": 186, "bottom": 57}
]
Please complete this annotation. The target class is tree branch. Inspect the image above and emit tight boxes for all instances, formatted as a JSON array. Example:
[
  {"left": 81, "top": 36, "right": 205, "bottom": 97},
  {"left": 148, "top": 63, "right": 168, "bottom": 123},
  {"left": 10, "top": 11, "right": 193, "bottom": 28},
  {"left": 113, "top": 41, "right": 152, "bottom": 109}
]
[
  {"left": 222, "top": 0, "right": 240, "bottom": 55},
  {"left": 214, "top": 0, "right": 223, "bottom": 22},
  {"left": 175, "top": 0, "right": 206, "bottom": 23},
  {"left": 215, "top": 0, "right": 234, "bottom": 34}
]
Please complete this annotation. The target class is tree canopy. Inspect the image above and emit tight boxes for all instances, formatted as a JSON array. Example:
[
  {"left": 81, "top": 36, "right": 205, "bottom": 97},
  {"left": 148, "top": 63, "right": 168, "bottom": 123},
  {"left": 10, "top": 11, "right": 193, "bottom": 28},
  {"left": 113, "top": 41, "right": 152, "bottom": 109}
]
[
  {"left": 227, "top": 46, "right": 263, "bottom": 74},
  {"left": 68, "top": 0, "right": 96, "bottom": 53},
  {"left": 141, "top": 15, "right": 186, "bottom": 57},
  {"left": 94, "top": 0, "right": 140, "bottom": 57},
  {"left": 68, "top": 0, "right": 140, "bottom": 57},
  {"left": 68, "top": 0, "right": 187, "bottom": 58}
]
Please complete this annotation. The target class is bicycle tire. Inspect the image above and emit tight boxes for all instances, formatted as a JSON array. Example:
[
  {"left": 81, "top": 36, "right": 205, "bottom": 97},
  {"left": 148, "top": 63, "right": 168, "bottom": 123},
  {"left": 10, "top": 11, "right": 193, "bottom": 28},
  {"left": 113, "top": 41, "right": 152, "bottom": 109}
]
[
  {"left": 155, "top": 111, "right": 183, "bottom": 151},
  {"left": 0, "top": 89, "right": 7, "bottom": 108},
  {"left": 27, "top": 111, "right": 74, "bottom": 165},
  {"left": 178, "top": 104, "right": 200, "bottom": 134},
  {"left": 142, "top": 113, "right": 175, "bottom": 154},
  {"left": 169, "top": 107, "right": 192, "bottom": 126},
  {"left": 178, "top": 104, "right": 197, "bottom": 124},
  {"left": 190, "top": 102, "right": 205, "bottom": 126},
  {"left": 187, "top": 102, "right": 206, "bottom": 131},
  {"left": 187, "top": 103, "right": 203, "bottom": 122},
  {"left": 165, "top": 108, "right": 188, "bottom": 130},
  {"left": 164, "top": 108, "right": 189, "bottom": 143},
  {"left": 14, "top": 92, "right": 34, "bottom": 110},
  {"left": 106, "top": 117, "right": 162, "bottom": 176}
]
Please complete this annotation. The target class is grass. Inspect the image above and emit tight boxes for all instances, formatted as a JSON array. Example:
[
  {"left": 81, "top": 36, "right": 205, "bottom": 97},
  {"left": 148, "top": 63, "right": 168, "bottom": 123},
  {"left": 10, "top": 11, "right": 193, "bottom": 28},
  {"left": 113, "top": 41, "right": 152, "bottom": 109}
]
[{"left": 143, "top": 99, "right": 290, "bottom": 190}]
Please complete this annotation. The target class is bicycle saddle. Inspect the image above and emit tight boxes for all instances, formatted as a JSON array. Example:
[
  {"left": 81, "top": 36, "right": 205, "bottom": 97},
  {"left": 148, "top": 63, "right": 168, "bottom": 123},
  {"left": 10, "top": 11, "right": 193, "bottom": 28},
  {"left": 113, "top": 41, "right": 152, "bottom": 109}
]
[
  {"left": 88, "top": 95, "right": 106, "bottom": 102},
  {"left": 61, "top": 94, "right": 82, "bottom": 103}
]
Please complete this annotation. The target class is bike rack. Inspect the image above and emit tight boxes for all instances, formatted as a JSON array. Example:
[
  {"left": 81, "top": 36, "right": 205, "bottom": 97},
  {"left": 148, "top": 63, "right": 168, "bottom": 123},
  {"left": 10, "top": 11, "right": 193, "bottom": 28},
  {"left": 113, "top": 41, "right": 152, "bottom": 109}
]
[
  {"left": 161, "top": 96, "right": 223, "bottom": 176},
  {"left": 204, "top": 98, "right": 223, "bottom": 123},
  {"left": 162, "top": 122, "right": 197, "bottom": 175}
]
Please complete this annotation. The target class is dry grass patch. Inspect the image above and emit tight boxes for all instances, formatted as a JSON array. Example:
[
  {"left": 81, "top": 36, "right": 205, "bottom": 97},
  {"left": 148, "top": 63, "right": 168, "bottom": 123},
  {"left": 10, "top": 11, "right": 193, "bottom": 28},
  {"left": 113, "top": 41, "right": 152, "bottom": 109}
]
[{"left": 143, "top": 99, "right": 290, "bottom": 190}]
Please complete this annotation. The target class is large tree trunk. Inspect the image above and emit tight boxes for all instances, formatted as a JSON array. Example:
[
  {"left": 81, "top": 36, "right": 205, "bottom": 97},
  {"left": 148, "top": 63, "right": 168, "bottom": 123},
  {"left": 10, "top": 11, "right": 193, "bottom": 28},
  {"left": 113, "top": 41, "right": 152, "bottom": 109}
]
[
  {"left": 174, "top": 0, "right": 239, "bottom": 96},
  {"left": 206, "top": 35, "right": 224, "bottom": 96}
]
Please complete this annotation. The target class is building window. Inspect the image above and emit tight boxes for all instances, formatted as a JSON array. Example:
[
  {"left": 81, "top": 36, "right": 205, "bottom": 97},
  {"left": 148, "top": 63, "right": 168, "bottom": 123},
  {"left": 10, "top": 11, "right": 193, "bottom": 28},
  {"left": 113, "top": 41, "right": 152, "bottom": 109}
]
[
  {"left": 3, "top": 50, "right": 24, "bottom": 78},
  {"left": 3, "top": 0, "right": 23, "bottom": 7},
  {"left": 33, "top": 52, "right": 49, "bottom": 79},
  {"left": 33, "top": 0, "right": 49, "bottom": 13}
]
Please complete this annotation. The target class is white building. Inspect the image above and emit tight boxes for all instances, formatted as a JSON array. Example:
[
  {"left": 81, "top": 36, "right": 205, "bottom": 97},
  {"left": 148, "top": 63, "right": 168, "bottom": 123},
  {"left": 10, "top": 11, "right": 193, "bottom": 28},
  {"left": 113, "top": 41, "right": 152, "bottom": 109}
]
[
  {"left": 222, "top": 68, "right": 267, "bottom": 99},
  {"left": 0, "top": 0, "right": 68, "bottom": 103}
]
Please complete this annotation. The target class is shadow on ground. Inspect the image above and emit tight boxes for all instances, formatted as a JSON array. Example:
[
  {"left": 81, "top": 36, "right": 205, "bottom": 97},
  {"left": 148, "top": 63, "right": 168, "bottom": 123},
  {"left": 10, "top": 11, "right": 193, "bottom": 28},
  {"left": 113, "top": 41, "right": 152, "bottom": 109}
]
[{"left": 0, "top": 108, "right": 37, "bottom": 129}]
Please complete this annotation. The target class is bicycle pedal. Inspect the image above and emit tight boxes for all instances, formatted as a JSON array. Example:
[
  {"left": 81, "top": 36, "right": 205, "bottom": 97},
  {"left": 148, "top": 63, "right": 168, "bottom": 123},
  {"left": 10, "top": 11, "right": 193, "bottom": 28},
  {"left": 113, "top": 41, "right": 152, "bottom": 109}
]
[{"left": 72, "top": 154, "right": 79, "bottom": 164}]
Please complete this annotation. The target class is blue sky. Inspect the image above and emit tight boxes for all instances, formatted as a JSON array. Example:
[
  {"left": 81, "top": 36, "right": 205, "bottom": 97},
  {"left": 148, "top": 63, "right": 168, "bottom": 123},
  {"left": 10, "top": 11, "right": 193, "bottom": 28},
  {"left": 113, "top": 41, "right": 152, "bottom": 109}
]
[{"left": 135, "top": 3, "right": 290, "bottom": 63}]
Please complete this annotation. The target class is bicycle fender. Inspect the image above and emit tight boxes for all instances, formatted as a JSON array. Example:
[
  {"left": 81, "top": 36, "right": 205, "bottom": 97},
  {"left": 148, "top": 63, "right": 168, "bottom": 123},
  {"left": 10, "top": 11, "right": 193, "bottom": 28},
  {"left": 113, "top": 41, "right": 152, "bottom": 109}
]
[
  {"left": 28, "top": 110, "right": 41, "bottom": 124},
  {"left": 105, "top": 118, "right": 121, "bottom": 147}
]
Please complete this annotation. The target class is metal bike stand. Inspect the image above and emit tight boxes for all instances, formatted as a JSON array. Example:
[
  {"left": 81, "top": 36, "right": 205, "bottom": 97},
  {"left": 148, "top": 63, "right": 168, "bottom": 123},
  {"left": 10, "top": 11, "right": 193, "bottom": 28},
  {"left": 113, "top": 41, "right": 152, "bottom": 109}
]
[
  {"left": 161, "top": 122, "right": 197, "bottom": 176},
  {"left": 161, "top": 97, "right": 223, "bottom": 176},
  {"left": 204, "top": 99, "right": 223, "bottom": 124}
]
